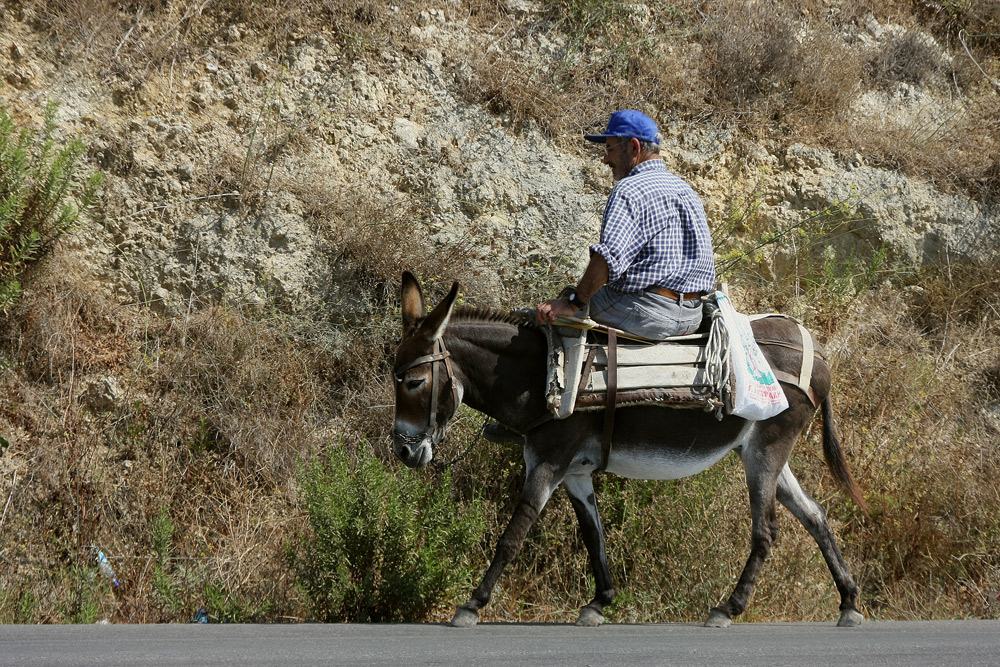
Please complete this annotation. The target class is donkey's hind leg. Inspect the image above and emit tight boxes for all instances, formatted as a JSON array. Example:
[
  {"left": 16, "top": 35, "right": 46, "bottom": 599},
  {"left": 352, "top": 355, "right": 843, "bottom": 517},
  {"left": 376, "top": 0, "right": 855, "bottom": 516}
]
[
  {"left": 564, "top": 473, "right": 615, "bottom": 627},
  {"left": 775, "top": 463, "right": 863, "bottom": 627},
  {"left": 451, "top": 459, "right": 561, "bottom": 627}
]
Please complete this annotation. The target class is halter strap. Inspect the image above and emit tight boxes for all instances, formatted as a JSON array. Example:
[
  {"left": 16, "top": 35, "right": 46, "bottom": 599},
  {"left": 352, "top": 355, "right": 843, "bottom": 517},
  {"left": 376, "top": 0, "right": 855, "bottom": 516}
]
[
  {"left": 395, "top": 350, "right": 452, "bottom": 376},
  {"left": 395, "top": 338, "right": 460, "bottom": 435}
]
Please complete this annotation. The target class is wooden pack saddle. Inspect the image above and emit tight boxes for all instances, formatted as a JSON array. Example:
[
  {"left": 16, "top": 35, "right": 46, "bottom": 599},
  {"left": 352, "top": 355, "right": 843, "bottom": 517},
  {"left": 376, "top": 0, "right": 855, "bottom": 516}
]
[
  {"left": 543, "top": 310, "right": 819, "bottom": 421},
  {"left": 543, "top": 314, "right": 730, "bottom": 421}
]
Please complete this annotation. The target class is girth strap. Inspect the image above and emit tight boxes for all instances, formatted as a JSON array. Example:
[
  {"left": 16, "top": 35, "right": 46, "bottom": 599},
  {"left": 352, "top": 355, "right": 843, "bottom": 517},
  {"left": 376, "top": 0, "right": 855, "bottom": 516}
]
[{"left": 600, "top": 328, "right": 618, "bottom": 472}]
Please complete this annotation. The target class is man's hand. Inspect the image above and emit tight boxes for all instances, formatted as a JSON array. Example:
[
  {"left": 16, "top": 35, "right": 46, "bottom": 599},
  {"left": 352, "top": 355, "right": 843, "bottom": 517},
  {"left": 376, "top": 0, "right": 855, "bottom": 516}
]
[
  {"left": 536, "top": 254, "right": 608, "bottom": 324},
  {"left": 536, "top": 297, "right": 577, "bottom": 324}
]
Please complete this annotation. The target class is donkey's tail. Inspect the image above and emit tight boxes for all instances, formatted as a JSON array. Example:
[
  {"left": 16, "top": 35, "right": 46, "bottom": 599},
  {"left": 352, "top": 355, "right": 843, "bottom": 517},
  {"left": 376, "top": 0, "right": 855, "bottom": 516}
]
[{"left": 821, "top": 394, "right": 868, "bottom": 513}]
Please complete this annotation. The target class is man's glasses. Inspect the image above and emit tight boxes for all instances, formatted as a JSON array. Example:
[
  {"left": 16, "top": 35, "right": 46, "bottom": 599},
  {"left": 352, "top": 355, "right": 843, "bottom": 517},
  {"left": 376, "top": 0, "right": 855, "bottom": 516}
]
[{"left": 604, "top": 140, "right": 626, "bottom": 154}]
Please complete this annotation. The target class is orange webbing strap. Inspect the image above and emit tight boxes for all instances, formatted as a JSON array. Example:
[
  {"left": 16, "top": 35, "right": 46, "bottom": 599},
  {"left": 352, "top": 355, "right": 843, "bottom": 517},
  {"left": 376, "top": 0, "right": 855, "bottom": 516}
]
[{"left": 600, "top": 328, "right": 617, "bottom": 472}]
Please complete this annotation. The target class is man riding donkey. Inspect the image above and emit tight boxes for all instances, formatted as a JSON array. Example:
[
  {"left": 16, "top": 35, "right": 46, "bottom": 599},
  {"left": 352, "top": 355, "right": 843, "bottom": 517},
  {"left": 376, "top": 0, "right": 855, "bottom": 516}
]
[{"left": 486, "top": 109, "right": 717, "bottom": 443}]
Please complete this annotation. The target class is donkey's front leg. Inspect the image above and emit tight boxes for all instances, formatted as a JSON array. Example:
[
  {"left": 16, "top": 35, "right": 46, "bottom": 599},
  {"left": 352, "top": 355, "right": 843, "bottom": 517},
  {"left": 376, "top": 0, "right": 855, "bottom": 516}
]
[
  {"left": 706, "top": 445, "right": 782, "bottom": 628},
  {"left": 564, "top": 473, "right": 615, "bottom": 627},
  {"left": 452, "top": 461, "right": 560, "bottom": 627}
]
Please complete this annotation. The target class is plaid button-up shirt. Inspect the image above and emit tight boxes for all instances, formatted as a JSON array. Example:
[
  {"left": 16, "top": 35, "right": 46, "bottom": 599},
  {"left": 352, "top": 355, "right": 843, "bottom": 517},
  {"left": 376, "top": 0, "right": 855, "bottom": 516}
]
[{"left": 589, "top": 159, "right": 716, "bottom": 294}]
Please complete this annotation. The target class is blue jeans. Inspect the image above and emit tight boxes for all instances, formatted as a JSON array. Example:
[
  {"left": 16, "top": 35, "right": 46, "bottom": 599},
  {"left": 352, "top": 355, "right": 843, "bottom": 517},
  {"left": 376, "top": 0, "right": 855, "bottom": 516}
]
[{"left": 586, "top": 286, "right": 703, "bottom": 340}]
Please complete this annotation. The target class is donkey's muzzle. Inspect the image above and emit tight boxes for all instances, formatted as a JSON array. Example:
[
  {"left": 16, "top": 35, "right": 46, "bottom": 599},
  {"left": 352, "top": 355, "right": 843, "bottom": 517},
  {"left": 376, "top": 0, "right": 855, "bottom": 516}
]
[{"left": 393, "top": 429, "right": 433, "bottom": 468}]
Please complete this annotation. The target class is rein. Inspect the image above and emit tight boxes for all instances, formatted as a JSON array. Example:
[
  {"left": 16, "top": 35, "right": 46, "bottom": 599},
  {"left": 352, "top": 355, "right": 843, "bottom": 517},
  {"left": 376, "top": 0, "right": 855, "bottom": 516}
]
[{"left": 429, "top": 416, "right": 489, "bottom": 470}]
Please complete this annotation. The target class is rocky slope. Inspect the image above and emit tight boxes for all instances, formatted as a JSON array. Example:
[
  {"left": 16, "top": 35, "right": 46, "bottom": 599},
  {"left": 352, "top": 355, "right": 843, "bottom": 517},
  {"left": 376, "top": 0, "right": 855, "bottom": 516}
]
[{"left": 2, "top": 4, "right": 996, "bottom": 318}]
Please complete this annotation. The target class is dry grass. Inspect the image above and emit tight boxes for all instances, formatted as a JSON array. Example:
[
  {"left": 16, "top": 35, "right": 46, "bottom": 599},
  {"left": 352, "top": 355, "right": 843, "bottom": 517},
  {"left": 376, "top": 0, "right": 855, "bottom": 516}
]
[
  {"left": 3, "top": 249, "right": 999, "bottom": 623},
  {"left": 838, "top": 286, "right": 1000, "bottom": 618},
  {"left": 1, "top": 255, "right": 349, "bottom": 622}
]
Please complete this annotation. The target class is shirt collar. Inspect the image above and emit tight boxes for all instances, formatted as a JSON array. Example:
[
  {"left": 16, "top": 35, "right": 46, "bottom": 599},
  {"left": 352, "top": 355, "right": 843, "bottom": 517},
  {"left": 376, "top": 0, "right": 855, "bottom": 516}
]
[{"left": 627, "top": 158, "right": 666, "bottom": 179}]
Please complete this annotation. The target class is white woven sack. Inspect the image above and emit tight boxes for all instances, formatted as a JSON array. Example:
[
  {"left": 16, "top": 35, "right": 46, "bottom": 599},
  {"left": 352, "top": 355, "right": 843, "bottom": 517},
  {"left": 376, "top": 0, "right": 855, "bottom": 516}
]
[{"left": 715, "top": 292, "right": 788, "bottom": 420}]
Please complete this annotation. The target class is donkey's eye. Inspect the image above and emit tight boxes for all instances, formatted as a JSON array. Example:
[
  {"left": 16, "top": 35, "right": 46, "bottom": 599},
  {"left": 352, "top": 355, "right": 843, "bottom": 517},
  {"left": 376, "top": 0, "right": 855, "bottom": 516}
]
[{"left": 406, "top": 378, "right": 426, "bottom": 391}]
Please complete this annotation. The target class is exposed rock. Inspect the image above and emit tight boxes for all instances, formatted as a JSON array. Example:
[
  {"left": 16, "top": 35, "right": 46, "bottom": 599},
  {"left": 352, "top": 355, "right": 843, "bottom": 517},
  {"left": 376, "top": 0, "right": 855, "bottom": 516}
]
[
  {"left": 392, "top": 118, "right": 423, "bottom": 151},
  {"left": 81, "top": 377, "right": 124, "bottom": 412},
  {"left": 765, "top": 143, "right": 995, "bottom": 267}
]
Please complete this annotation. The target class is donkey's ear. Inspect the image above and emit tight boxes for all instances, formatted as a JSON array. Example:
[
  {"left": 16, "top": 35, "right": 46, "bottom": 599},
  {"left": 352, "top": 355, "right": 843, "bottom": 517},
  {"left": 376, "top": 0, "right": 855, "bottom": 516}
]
[
  {"left": 400, "top": 271, "right": 426, "bottom": 333},
  {"left": 420, "top": 281, "right": 459, "bottom": 342}
]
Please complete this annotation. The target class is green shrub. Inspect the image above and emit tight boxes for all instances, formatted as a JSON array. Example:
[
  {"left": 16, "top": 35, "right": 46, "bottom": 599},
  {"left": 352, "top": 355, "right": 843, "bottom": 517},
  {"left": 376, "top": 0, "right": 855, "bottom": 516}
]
[
  {"left": 202, "top": 582, "right": 273, "bottom": 623},
  {"left": 150, "top": 507, "right": 182, "bottom": 614},
  {"left": 292, "top": 444, "right": 484, "bottom": 622},
  {"left": 0, "top": 99, "right": 102, "bottom": 313},
  {"left": 0, "top": 586, "right": 36, "bottom": 624},
  {"left": 59, "top": 565, "right": 103, "bottom": 624},
  {"left": 544, "top": 0, "right": 635, "bottom": 43}
]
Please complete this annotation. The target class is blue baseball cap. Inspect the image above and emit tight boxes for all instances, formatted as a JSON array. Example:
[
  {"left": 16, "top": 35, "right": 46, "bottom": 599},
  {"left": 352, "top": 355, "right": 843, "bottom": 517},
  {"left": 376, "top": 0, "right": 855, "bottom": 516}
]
[{"left": 584, "top": 110, "right": 660, "bottom": 144}]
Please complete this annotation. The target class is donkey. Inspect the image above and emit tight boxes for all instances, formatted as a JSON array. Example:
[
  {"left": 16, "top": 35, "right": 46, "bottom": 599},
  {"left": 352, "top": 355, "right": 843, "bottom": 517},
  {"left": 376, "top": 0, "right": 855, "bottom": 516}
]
[{"left": 392, "top": 271, "right": 865, "bottom": 628}]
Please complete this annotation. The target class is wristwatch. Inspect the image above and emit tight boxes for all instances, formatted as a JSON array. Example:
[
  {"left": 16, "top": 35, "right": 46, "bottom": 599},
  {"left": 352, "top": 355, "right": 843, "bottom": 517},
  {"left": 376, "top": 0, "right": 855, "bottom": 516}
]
[{"left": 567, "top": 292, "right": 587, "bottom": 309}]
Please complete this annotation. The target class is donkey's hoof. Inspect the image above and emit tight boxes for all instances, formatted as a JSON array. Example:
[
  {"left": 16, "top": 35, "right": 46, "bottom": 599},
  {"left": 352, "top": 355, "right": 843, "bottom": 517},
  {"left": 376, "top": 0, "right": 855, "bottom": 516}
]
[
  {"left": 704, "top": 608, "right": 732, "bottom": 628},
  {"left": 837, "top": 608, "right": 864, "bottom": 627},
  {"left": 576, "top": 607, "right": 604, "bottom": 627},
  {"left": 450, "top": 607, "right": 479, "bottom": 628}
]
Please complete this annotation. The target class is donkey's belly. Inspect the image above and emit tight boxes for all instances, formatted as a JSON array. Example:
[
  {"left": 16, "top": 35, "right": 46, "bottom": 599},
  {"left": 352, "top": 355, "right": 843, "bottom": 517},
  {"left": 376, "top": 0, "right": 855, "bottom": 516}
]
[
  {"left": 603, "top": 421, "right": 753, "bottom": 480},
  {"left": 605, "top": 446, "right": 733, "bottom": 480}
]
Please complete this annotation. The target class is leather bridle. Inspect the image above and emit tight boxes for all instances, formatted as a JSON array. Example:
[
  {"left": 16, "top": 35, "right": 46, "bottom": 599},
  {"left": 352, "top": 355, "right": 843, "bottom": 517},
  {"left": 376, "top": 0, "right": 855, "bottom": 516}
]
[{"left": 394, "top": 338, "right": 460, "bottom": 436}]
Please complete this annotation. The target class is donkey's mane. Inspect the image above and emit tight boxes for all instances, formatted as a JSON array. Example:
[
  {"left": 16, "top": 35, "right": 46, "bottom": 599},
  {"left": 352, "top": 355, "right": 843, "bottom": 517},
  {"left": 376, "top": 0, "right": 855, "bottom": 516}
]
[{"left": 451, "top": 306, "right": 542, "bottom": 330}]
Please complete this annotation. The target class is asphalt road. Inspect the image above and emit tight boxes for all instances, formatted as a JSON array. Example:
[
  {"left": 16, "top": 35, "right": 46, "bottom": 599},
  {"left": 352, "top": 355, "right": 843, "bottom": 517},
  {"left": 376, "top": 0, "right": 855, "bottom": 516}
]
[{"left": 2, "top": 620, "right": 998, "bottom": 667}]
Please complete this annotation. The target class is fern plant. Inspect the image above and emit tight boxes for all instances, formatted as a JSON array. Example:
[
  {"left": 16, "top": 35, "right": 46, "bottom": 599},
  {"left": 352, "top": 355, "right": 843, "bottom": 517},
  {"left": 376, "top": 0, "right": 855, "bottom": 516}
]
[{"left": 0, "top": 99, "right": 103, "bottom": 313}]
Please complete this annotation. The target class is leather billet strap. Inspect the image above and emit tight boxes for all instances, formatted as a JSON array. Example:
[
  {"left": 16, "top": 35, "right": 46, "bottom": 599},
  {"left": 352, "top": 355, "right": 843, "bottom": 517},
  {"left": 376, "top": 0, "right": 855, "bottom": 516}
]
[
  {"left": 578, "top": 345, "right": 600, "bottom": 397},
  {"left": 600, "top": 328, "right": 618, "bottom": 472}
]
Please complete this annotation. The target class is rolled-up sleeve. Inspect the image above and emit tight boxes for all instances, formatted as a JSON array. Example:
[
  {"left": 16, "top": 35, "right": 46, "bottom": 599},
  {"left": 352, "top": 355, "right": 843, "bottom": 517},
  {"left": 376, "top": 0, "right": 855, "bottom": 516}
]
[{"left": 589, "top": 188, "right": 643, "bottom": 283}]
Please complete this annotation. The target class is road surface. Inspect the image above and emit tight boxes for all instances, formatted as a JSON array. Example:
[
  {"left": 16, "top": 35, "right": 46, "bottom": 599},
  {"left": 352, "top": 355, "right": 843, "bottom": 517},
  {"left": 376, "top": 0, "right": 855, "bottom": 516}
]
[{"left": 2, "top": 620, "right": 998, "bottom": 667}]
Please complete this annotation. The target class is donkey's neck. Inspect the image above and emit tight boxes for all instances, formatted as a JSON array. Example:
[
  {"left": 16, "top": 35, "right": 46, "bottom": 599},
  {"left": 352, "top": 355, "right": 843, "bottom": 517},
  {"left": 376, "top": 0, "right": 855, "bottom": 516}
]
[{"left": 444, "top": 318, "right": 550, "bottom": 431}]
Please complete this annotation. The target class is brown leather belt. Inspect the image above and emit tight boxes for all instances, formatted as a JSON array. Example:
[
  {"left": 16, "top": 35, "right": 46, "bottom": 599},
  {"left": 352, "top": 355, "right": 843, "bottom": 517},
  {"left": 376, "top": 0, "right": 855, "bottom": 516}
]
[{"left": 650, "top": 286, "right": 706, "bottom": 302}]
